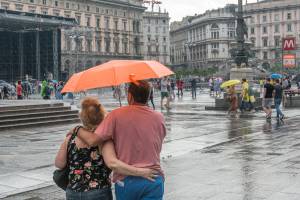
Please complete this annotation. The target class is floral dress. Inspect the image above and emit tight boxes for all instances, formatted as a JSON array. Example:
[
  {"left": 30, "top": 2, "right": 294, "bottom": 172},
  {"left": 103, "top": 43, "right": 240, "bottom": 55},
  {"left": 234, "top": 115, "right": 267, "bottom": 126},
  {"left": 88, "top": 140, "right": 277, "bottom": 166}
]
[{"left": 67, "top": 133, "right": 111, "bottom": 192}]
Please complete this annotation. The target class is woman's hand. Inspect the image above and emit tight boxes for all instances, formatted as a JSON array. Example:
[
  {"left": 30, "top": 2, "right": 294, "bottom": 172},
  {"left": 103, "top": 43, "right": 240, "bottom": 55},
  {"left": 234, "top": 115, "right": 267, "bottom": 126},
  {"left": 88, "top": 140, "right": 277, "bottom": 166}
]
[{"left": 137, "top": 168, "right": 160, "bottom": 182}]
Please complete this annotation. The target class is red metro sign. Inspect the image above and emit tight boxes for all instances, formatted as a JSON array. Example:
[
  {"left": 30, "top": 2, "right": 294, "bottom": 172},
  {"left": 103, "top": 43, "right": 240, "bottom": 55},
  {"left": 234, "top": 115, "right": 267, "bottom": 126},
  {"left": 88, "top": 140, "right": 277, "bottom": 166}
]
[{"left": 283, "top": 37, "right": 296, "bottom": 51}]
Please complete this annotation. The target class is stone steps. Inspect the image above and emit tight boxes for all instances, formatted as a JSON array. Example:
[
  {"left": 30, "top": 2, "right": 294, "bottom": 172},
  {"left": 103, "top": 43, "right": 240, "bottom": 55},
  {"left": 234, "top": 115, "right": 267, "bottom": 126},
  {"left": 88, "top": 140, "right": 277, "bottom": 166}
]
[
  {"left": 0, "top": 110, "right": 78, "bottom": 120},
  {"left": 0, "top": 103, "right": 80, "bottom": 130},
  {"left": 0, "top": 103, "right": 64, "bottom": 111}
]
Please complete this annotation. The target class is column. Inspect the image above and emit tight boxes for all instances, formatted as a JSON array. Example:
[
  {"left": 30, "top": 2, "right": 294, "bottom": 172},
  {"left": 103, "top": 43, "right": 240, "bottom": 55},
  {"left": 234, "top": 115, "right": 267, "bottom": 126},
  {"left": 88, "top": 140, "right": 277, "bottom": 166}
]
[
  {"left": 19, "top": 32, "right": 24, "bottom": 80},
  {"left": 53, "top": 30, "right": 59, "bottom": 80},
  {"left": 36, "top": 31, "right": 41, "bottom": 80}
]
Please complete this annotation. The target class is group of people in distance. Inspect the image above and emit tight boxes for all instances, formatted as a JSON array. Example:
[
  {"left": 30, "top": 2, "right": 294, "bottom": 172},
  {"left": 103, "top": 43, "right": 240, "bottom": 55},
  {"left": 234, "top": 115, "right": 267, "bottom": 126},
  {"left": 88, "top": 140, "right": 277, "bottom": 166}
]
[
  {"left": 55, "top": 80, "right": 166, "bottom": 200},
  {"left": 159, "top": 77, "right": 184, "bottom": 110},
  {"left": 263, "top": 78, "right": 285, "bottom": 121},
  {"left": 227, "top": 77, "right": 285, "bottom": 121}
]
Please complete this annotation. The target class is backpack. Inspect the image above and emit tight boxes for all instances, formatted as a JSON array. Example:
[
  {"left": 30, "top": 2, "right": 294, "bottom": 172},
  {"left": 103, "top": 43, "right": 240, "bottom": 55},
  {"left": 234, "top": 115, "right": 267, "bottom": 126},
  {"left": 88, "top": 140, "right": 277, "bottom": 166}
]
[
  {"left": 45, "top": 85, "right": 51, "bottom": 96},
  {"left": 248, "top": 86, "right": 254, "bottom": 96}
]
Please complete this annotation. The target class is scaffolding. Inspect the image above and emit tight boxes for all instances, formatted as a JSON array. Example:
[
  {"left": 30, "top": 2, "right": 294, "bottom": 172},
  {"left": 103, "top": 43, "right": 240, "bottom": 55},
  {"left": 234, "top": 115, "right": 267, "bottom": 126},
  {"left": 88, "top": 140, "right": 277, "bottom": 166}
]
[{"left": 0, "top": 9, "right": 76, "bottom": 82}]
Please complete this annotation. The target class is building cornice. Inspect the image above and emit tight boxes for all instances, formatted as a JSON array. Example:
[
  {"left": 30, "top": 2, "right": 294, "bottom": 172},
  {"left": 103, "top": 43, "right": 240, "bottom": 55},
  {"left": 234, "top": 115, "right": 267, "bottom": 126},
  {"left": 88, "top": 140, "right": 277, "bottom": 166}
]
[
  {"left": 90, "top": 0, "right": 146, "bottom": 11},
  {"left": 170, "top": 17, "right": 235, "bottom": 34},
  {"left": 244, "top": 4, "right": 300, "bottom": 14},
  {"left": 0, "top": 8, "right": 77, "bottom": 28}
]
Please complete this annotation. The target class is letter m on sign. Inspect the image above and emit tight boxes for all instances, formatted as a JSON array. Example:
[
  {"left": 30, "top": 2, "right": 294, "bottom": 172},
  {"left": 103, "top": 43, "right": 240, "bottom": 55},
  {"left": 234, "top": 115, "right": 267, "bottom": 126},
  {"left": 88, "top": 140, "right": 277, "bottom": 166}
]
[{"left": 283, "top": 38, "right": 296, "bottom": 51}]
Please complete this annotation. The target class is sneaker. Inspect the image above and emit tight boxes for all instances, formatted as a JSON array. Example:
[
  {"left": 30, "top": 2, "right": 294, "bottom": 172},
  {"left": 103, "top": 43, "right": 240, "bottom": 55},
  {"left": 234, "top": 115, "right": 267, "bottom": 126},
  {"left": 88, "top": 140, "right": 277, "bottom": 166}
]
[{"left": 280, "top": 115, "right": 285, "bottom": 121}]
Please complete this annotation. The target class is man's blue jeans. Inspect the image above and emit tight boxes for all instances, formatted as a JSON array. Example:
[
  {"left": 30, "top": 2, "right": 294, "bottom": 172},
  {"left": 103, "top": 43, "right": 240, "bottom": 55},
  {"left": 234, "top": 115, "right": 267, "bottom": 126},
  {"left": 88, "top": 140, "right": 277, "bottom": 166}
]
[
  {"left": 274, "top": 98, "right": 283, "bottom": 118},
  {"left": 115, "top": 176, "right": 164, "bottom": 200}
]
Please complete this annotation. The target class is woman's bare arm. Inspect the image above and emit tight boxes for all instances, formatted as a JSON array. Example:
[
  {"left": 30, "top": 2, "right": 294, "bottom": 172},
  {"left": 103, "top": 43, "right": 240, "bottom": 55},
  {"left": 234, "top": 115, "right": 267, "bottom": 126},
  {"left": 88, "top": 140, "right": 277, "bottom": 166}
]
[
  {"left": 102, "top": 141, "right": 158, "bottom": 181},
  {"left": 55, "top": 136, "right": 71, "bottom": 169}
]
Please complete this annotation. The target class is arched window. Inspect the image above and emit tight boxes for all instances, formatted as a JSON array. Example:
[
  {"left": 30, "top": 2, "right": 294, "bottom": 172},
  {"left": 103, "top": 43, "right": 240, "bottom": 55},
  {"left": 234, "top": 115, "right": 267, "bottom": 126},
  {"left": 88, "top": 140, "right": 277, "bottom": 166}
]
[
  {"left": 211, "top": 23, "right": 220, "bottom": 39},
  {"left": 211, "top": 23, "right": 219, "bottom": 29}
]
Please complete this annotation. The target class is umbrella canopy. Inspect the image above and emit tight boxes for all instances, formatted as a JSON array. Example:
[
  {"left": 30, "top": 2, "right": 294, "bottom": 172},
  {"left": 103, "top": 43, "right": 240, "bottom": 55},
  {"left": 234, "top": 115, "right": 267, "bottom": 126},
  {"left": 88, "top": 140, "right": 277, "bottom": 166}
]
[
  {"left": 271, "top": 73, "right": 282, "bottom": 79},
  {"left": 221, "top": 80, "right": 241, "bottom": 88},
  {"left": 61, "top": 72, "right": 83, "bottom": 93},
  {"left": 62, "top": 60, "right": 174, "bottom": 93}
]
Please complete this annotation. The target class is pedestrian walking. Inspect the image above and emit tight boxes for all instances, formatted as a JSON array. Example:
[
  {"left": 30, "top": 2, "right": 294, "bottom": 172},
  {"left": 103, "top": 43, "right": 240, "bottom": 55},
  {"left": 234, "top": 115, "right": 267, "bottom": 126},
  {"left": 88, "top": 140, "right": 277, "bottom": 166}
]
[
  {"left": 248, "top": 83, "right": 255, "bottom": 112},
  {"left": 22, "top": 81, "right": 30, "bottom": 99},
  {"left": 55, "top": 81, "right": 64, "bottom": 100},
  {"left": 209, "top": 78, "right": 214, "bottom": 96},
  {"left": 170, "top": 79, "right": 176, "bottom": 100},
  {"left": 263, "top": 78, "right": 274, "bottom": 120},
  {"left": 17, "top": 81, "right": 23, "bottom": 100},
  {"left": 149, "top": 82, "right": 155, "bottom": 110},
  {"left": 41, "top": 80, "right": 47, "bottom": 99},
  {"left": 75, "top": 81, "right": 166, "bottom": 200},
  {"left": 43, "top": 82, "right": 51, "bottom": 100},
  {"left": 191, "top": 78, "right": 197, "bottom": 99},
  {"left": 274, "top": 79, "right": 284, "bottom": 121},
  {"left": 176, "top": 79, "right": 184, "bottom": 97},
  {"left": 161, "top": 77, "right": 171, "bottom": 109},
  {"left": 214, "top": 78, "right": 221, "bottom": 98},
  {"left": 240, "top": 79, "right": 250, "bottom": 113},
  {"left": 56, "top": 97, "right": 156, "bottom": 200},
  {"left": 3, "top": 85, "right": 9, "bottom": 99},
  {"left": 227, "top": 85, "right": 238, "bottom": 117}
]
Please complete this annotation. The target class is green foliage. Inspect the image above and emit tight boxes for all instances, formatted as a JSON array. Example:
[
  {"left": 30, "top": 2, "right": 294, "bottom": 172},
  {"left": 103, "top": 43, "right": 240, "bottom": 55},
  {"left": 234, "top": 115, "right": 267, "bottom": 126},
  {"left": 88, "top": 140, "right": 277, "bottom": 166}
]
[
  {"left": 174, "top": 67, "right": 218, "bottom": 78},
  {"left": 269, "top": 62, "right": 282, "bottom": 73}
]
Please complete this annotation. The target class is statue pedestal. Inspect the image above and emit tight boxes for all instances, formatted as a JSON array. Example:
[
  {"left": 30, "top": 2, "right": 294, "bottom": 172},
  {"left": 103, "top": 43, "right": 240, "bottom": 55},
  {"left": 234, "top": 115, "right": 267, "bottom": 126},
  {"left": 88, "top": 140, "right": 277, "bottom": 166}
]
[{"left": 230, "top": 67, "right": 254, "bottom": 81}]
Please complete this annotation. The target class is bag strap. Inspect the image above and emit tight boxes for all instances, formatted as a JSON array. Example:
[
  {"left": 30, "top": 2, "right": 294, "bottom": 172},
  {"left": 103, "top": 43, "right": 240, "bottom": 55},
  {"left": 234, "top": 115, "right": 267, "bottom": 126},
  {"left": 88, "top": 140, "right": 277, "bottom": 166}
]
[
  {"left": 67, "top": 125, "right": 82, "bottom": 153},
  {"left": 66, "top": 125, "right": 83, "bottom": 166}
]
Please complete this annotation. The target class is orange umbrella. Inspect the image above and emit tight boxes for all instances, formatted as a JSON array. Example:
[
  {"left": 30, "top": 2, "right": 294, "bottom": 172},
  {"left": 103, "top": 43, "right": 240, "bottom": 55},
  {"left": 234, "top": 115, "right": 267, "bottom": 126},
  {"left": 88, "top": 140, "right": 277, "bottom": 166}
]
[
  {"left": 62, "top": 60, "right": 174, "bottom": 93},
  {"left": 61, "top": 72, "right": 83, "bottom": 93}
]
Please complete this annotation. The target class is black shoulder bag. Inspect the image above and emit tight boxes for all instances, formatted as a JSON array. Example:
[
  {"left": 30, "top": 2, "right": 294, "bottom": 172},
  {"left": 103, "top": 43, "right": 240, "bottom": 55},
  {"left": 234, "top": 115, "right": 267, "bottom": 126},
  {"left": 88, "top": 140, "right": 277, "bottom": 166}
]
[{"left": 53, "top": 126, "right": 81, "bottom": 190}]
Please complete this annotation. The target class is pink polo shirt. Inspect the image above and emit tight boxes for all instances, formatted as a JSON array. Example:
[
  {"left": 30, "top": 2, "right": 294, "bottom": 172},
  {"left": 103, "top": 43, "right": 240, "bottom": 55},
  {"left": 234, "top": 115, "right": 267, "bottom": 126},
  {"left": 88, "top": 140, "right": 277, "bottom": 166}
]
[{"left": 95, "top": 105, "right": 166, "bottom": 182}]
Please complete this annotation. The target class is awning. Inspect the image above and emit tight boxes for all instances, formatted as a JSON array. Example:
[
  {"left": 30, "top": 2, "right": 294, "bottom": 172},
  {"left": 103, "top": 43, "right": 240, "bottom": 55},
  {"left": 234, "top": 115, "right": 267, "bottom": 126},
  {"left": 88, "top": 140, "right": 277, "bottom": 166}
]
[{"left": 0, "top": 9, "right": 77, "bottom": 32}]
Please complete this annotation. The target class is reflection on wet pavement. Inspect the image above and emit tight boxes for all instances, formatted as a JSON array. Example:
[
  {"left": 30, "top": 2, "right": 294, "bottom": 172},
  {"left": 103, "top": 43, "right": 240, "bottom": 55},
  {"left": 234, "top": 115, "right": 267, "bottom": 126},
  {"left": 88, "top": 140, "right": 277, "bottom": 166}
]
[{"left": 1, "top": 93, "right": 300, "bottom": 199}]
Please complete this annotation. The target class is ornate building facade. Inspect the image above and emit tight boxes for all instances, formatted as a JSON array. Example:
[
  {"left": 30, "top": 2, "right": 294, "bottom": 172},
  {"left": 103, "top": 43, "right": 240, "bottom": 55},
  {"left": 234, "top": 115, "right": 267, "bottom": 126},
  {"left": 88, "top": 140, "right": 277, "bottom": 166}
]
[
  {"left": 169, "top": 17, "right": 190, "bottom": 68},
  {"left": 170, "top": 0, "right": 300, "bottom": 70},
  {"left": 0, "top": 0, "right": 145, "bottom": 79},
  {"left": 170, "top": 5, "right": 237, "bottom": 69},
  {"left": 142, "top": 10, "right": 170, "bottom": 65},
  {"left": 244, "top": 0, "right": 300, "bottom": 70}
]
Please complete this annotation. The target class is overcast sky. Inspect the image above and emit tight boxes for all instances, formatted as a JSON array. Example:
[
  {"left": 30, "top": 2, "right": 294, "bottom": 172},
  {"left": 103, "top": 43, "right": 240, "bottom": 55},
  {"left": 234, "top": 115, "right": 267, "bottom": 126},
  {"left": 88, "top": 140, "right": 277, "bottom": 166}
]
[{"left": 145, "top": 0, "right": 258, "bottom": 22}]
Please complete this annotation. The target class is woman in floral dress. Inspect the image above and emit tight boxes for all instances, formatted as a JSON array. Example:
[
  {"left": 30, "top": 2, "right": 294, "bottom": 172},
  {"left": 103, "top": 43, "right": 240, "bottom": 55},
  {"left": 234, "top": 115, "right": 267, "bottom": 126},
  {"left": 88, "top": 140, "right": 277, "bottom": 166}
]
[{"left": 55, "top": 97, "right": 157, "bottom": 200}]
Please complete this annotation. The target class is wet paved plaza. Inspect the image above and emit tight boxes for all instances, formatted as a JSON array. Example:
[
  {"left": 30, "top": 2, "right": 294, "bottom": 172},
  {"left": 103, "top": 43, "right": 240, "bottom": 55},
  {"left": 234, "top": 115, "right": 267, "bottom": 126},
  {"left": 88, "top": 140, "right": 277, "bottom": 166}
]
[{"left": 1, "top": 91, "right": 300, "bottom": 199}]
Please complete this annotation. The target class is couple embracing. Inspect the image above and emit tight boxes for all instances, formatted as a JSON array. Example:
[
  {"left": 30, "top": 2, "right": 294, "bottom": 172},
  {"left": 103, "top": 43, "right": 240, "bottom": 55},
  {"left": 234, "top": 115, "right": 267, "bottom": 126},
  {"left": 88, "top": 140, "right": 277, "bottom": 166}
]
[{"left": 55, "top": 80, "right": 166, "bottom": 200}]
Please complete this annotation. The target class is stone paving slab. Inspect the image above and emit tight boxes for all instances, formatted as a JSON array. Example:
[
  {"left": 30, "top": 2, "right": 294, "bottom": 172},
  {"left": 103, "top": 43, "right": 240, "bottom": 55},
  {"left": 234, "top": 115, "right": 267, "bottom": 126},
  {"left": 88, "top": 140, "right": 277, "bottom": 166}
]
[
  {"left": 1, "top": 93, "right": 300, "bottom": 199},
  {"left": 3, "top": 114, "right": 300, "bottom": 199}
]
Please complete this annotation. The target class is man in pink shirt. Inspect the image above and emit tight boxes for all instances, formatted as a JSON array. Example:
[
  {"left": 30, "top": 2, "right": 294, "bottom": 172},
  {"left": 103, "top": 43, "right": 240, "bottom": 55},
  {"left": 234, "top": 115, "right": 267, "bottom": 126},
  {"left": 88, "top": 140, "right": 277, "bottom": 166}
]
[{"left": 76, "top": 80, "right": 166, "bottom": 200}]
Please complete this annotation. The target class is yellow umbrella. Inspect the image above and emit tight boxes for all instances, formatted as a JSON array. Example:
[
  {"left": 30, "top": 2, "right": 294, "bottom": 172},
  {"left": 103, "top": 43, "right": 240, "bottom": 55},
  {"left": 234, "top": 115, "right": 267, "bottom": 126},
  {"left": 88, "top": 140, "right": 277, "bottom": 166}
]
[{"left": 221, "top": 80, "right": 241, "bottom": 88}]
